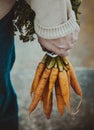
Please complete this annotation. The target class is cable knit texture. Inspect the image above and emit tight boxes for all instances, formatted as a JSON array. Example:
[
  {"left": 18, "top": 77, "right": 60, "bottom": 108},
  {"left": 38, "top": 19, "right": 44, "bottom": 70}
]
[
  {"left": 26, "top": 0, "right": 80, "bottom": 39},
  {"left": 34, "top": 11, "right": 80, "bottom": 39}
]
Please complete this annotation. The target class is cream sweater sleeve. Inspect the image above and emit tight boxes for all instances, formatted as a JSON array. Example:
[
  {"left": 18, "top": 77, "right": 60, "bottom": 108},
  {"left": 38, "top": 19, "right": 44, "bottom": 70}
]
[{"left": 26, "top": 0, "right": 80, "bottom": 39}]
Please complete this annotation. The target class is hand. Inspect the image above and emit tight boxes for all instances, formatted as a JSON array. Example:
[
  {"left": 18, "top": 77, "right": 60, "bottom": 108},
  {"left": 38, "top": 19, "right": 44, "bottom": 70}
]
[{"left": 38, "top": 29, "right": 80, "bottom": 57}]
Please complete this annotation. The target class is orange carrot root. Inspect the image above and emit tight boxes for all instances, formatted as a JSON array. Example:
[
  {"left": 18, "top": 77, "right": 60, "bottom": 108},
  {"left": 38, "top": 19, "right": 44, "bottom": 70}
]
[
  {"left": 29, "top": 68, "right": 51, "bottom": 113},
  {"left": 30, "top": 62, "right": 45, "bottom": 95},
  {"left": 58, "top": 70, "right": 71, "bottom": 112},
  {"left": 48, "top": 66, "right": 58, "bottom": 102},
  {"left": 55, "top": 80, "right": 65, "bottom": 116},
  {"left": 43, "top": 81, "right": 53, "bottom": 119},
  {"left": 68, "top": 62, "right": 82, "bottom": 97},
  {"left": 29, "top": 55, "right": 83, "bottom": 118}
]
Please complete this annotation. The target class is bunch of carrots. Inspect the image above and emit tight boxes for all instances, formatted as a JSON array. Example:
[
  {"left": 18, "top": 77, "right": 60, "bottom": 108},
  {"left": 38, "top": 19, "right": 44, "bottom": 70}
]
[{"left": 29, "top": 54, "right": 82, "bottom": 119}]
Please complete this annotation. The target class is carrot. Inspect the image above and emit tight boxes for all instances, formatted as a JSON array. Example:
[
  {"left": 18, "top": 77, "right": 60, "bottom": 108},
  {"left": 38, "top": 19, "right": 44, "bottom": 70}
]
[
  {"left": 68, "top": 61, "right": 82, "bottom": 96},
  {"left": 66, "top": 70, "right": 71, "bottom": 100},
  {"left": 58, "top": 70, "right": 71, "bottom": 112},
  {"left": 55, "top": 79, "right": 64, "bottom": 116},
  {"left": 29, "top": 68, "right": 51, "bottom": 113},
  {"left": 66, "top": 70, "right": 70, "bottom": 87},
  {"left": 47, "top": 64, "right": 58, "bottom": 102},
  {"left": 43, "top": 81, "right": 53, "bottom": 119},
  {"left": 30, "top": 62, "right": 45, "bottom": 95}
]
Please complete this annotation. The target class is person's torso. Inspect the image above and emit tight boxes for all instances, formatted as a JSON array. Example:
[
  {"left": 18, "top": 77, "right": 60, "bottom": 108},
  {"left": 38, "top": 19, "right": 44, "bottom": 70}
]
[{"left": 0, "top": 0, "right": 15, "bottom": 20}]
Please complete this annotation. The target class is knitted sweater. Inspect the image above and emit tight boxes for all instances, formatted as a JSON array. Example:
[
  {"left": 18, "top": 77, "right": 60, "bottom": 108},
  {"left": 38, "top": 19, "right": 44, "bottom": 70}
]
[
  {"left": 0, "top": 0, "right": 79, "bottom": 39},
  {"left": 26, "top": 0, "right": 79, "bottom": 39}
]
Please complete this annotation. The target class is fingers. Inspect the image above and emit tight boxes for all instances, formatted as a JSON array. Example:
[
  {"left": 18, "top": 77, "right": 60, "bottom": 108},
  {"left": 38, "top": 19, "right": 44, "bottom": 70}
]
[
  {"left": 38, "top": 28, "right": 80, "bottom": 57},
  {"left": 38, "top": 39, "right": 71, "bottom": 57},
  {"left": 38, "top": 37, "right": 72, "bottom": 57},
  {"left": 54, "top": 47, "right": 71, "bottom": 57},
  {"left": 38, "top": 37, "right": 59, "bottom": 54}
]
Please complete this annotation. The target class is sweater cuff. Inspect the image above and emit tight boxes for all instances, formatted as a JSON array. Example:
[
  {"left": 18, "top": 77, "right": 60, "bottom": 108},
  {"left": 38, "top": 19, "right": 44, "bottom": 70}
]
[{"left": 34, "top": 11, "right": 80, "bottom": 39}]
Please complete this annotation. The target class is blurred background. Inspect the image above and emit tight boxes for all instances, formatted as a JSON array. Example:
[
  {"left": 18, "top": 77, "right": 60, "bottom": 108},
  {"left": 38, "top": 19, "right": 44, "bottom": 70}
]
[
  {"left": 69, "top": 0, "right": 94, "bottom": 67},
  {"left": 11, "top": 0, "right": 94, "bottom": 129}
]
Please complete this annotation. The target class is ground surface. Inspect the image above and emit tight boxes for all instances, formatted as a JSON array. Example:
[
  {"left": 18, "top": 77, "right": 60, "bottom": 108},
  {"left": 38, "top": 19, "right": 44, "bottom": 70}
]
[{"left": 11, "top": 69, "right": 94, "bottom": 130}]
